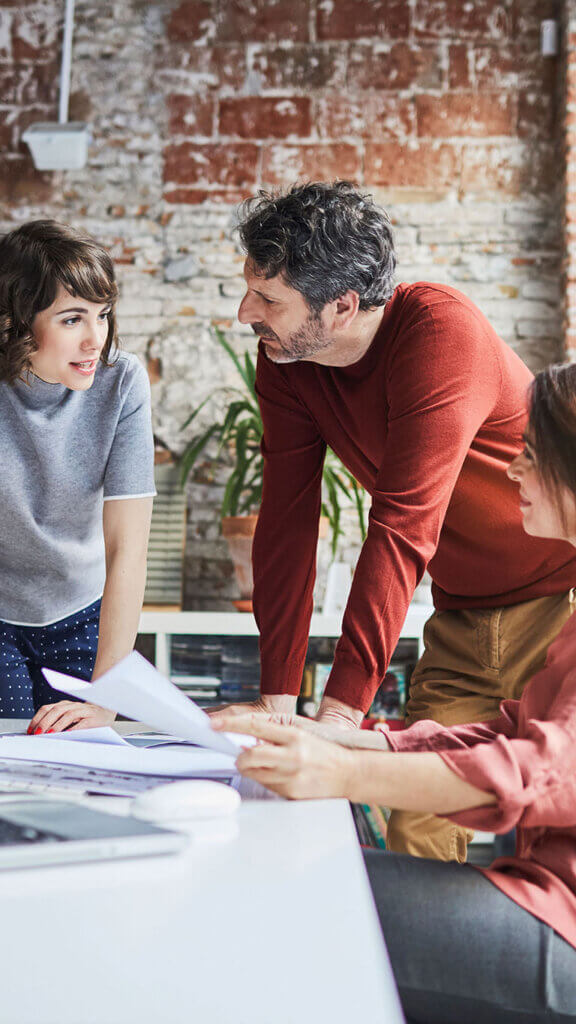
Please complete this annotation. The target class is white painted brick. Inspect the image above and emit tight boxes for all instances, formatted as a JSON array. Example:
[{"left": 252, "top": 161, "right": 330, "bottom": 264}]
[
  {"left": 117, "top": 298, "right": 163, "bottom": 317},
  {"left": 516, "top": 320, "right": 560, "bottom": 338}
]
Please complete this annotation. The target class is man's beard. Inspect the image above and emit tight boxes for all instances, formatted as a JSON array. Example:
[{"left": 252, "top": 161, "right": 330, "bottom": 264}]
[{"left": 252, "top": 311, "right": 332, "bottom": 364}]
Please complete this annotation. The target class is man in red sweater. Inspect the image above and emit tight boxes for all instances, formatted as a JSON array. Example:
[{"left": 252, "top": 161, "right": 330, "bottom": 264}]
[{"left": 217, "top": 181, "right": 576, "bottom": 861}]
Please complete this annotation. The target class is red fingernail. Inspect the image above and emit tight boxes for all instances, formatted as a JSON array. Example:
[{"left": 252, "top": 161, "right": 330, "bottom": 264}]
[
  {"left": 34, "top": 728, "right": 42, "bottom": 735},
  {"left": 47, "top": 729, "right": 54, "bottom": 734}
]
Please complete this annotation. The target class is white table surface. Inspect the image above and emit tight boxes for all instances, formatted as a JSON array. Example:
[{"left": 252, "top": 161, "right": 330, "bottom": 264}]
[{"left": 0, "top": 724, "right": 404, "bottom": 1024}]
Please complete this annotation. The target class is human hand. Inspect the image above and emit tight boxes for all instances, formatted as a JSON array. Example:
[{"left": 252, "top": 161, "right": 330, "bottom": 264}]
[
  {"left": 28, "top": 702, "right": 117, "bottom": 735},
  {"left": 212, "top": 713, "right": 354, "bottom": 800},
  {"left": 207, "top": 693, "right": 297, "bottom": 725},
  {"left": 316, "top": 695, "right": 364, "bottom": 730}
]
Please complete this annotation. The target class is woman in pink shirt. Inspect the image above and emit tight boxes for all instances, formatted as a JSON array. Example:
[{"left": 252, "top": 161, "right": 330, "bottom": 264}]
[{"left": 214, "top": 363, "right": 576, "bottom": 1023}]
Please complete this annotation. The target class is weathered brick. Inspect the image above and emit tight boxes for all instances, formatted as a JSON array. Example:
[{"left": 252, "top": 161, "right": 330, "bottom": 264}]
[
  {"left": 261, "top": 143, "right": 361, "bottom": 186},
  {"left": 0, "top": 67, "right": 19, "bottom": 103},
  {"left": 163, "top": 186, "right": 251, "bottom": 204},
  {"left": 177, "top": 44, "right": 247, "bottom": 92},
  {"left": 416, "top": 94, "right": 516, "bottom": 138},
  {"left": 219, "top": 96, "right": 311, "bottom": 139},
  {"left": 511, "top": 0, "right": 559, "bottom": 44},
  {"left": 11, "top": 10, "right": 60, "bottom": 62},
  {"left": 0, "top": 10, "right": 12, "bottom": 60},
  {"left": 461, "top": 143, "right": 555, "bottom": 196},
  {"left": 167, "top": 1, "right": 216, "bottom": 44},
  {"left": 567, "top": 168, "right": 576, "bottom": 192},
  {"left": 215, "top": 0, "right": 309, "bottom": 44},
  {"left": 413, "top": 1, "right": 513, "bottom": 41},
  {"left": 68, "top": 88, "right": 92, "bottom": 123},
  {"left": 0, "top": 153, "right": 53, "bottom": 201},
  {"left": 365, "top": 141, "right": 459, "bottom": 189},
  {"left": 251, "top": 44, "right": 346, "bottom": 91},
  {"left": 315, "top": 93, "right": 415, "bottom": 140},
  {"left": 518, "top": 91, "right": 557, "bottom": 141},
  {"left": 473, "top": 46, "right": 555, "bottom": 93},
  {"left": 448, "top": 43, "right": 471, "bottom": 89},
  {"left": 347, "top": 42, "right": 441, "bottom": 91},
  {"left": 164, "top": 141, "right": 259, "bottom": 187},
  {"left": 168, "top": 93, "right": 216, "bottom": 137},
  {"left": 0, "top": 120, "right": 13, "bottom": 150},
  {"left": 316, "top": 0, "right": 410, "bottom": 41}
]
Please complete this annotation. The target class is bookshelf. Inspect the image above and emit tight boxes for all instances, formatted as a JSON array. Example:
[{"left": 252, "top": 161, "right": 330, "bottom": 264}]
[{"left": 137, "top": 603, "right": 432, "bottom": 717}]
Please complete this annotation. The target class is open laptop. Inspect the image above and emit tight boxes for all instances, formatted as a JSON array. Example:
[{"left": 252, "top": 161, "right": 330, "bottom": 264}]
[{"left": 0, "top": 797, "right": 187, "bottom": 870}]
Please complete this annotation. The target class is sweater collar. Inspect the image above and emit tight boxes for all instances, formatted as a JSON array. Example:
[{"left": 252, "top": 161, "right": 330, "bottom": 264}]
[{"left": 11, "top": 372, "right": 69, "bottom": 409}]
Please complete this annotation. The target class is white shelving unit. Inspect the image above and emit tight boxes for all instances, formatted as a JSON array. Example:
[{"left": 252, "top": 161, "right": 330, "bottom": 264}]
[{"left": 138, "top": 603, "right": 433, "bottom": 677}]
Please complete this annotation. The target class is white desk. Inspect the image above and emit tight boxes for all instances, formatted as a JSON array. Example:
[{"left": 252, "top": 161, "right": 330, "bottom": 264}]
[{"left": 0, "top": 726, "right": 404, "bottom": 1024}]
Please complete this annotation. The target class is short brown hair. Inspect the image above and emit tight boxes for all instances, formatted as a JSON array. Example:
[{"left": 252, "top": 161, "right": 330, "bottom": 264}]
[
  {"left": 530, "top": 363, "right": 576, "bottom": 525},
  {"left": 0, "top": 220, "right": 119, "bottom": 385}
]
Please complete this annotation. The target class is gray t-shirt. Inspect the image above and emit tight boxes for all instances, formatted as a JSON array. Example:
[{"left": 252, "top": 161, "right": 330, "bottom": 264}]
[{"left": 0, "top": 352, "right": 155, "bottom": 625}]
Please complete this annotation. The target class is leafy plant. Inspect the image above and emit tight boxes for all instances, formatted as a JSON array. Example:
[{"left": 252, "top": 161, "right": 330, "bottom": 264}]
[{"left": 180, "top": 325, "right": 367, "bottom": 558}]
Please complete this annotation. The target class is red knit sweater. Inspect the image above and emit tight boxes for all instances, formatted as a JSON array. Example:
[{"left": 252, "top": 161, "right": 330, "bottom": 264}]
[{"left": 253, "top": 282, "right": 576, "bottom": 712}]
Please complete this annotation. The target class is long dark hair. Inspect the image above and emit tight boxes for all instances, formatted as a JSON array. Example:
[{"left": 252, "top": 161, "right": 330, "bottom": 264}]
[
  {"left": 530, "top": 363, "right": 576, "bottom": 523},
  {"left": 0, "top": 220, "right": 119, "bottom": 385}
]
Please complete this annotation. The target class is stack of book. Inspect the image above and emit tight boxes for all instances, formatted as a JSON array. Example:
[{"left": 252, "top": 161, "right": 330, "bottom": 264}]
[
  {"left": 220, "top": 637, "right": 261, "bottom": 703},
  {"left": 170, "top": 636, "right": 223, "bottom": 704},
  {"left": 350, "top": 804, "right": 388, "bottom": 849}
]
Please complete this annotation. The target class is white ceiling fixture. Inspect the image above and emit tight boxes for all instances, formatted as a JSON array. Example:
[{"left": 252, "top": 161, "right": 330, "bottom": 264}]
[{"left": 22, "top": 0, "right": 90, "bottom": 171}]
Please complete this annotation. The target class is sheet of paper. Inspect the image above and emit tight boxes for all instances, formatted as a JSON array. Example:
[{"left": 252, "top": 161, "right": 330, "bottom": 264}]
[
  {"left": 42, "top": 652, "right": 253, "bottom": 757},
  {"left": 42, "top": 727, "right": 128, "bottom": 746},
  {"left": 0, "top": 735, "right": 236, "bottom": 777}
]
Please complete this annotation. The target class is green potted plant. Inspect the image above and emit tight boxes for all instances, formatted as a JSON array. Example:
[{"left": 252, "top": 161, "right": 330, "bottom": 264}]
[{"left": 180, "top": 325, "right": 367, "bottom": 606}]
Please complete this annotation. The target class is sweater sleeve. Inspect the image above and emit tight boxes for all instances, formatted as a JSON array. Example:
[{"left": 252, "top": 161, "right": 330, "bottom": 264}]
[
  {"left": 253, "top": 347, "right": 326, "bottom": 695},
  {"left": 439, "top": 709, "right": 576, "bottom": 834},
  {"left": 383, "top": 649, "right": 576, "bottom": 835},
  {"left": 103, "top": 356, "right": 156, "bottom": 499},
  {"left": 324, "top": 298, "right": 505, "bottom": 712},
  {"left": 379, "top": 708, "right": 517, "bottom": 754}
]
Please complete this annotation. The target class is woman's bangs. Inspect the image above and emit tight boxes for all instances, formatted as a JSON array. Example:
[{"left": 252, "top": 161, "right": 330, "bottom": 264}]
[{"left": 59, "top": 259, "right": 118, "bottom": 307}]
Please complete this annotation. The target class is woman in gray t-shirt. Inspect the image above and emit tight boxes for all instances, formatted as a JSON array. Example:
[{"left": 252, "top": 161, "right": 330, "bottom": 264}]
[{"left": 0, "top": 220, "right": 155, "bottom": 731}]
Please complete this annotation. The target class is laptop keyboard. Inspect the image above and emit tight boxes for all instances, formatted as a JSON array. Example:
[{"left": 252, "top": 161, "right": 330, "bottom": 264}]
[{"left": 0, "top": 817, "right": 63, "bottom": 845}]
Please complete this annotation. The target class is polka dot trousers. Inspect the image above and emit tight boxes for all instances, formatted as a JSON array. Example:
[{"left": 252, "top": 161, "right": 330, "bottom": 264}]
[{"left": 0, "top": 600, "right": 101, "bottom": 717}]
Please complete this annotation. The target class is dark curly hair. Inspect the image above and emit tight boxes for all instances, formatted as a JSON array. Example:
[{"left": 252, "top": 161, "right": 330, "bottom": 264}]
[
  {"left": 0, "top": 220, "right": 119, "bottom": 385},
  {"left": 529, "top": 363, "right": 576, "bottom": 530},
  {"left": 237, "top": 181, "right": 397, "bottom": 312}
]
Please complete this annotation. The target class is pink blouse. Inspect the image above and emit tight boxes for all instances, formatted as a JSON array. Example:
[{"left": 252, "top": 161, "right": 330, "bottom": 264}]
[{"left": 380, "top": 611, "right": 576, "bottom": 948}]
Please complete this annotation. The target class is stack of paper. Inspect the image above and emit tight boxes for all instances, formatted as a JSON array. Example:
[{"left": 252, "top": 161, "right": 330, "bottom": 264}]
[{"left": 0, "top": 652, "right": 254, "bottom": 782}]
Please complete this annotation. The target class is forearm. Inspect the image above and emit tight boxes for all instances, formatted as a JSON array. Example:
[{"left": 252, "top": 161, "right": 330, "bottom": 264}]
[
  {"left": 91, "top": 553, "right": 147, "bottom": 680},
  {"left": 344, "top": 750, "right": 496, "bottom": 814},
  {"left": 296, "top": 716, "right": 391, "bottom": 750}
]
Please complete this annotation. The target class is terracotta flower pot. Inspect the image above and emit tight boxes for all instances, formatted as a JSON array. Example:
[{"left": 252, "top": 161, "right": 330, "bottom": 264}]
[
  {"left": 221, "top": 515, "right": 259, "bottom": 611},
  {"left": 221, "top": 514, "right": 329, "bottom": 612}
]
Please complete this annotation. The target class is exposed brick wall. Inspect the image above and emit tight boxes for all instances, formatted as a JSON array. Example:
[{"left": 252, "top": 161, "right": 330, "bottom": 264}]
[
  {"left": 0, "top": 1, "right": 59, "bottom": 202},
  {"left": 0, "top": 0, "right": 568, "bottom": 608},
  {"left": 564, "top": 0, "right": 576, "bottom": 359}
]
